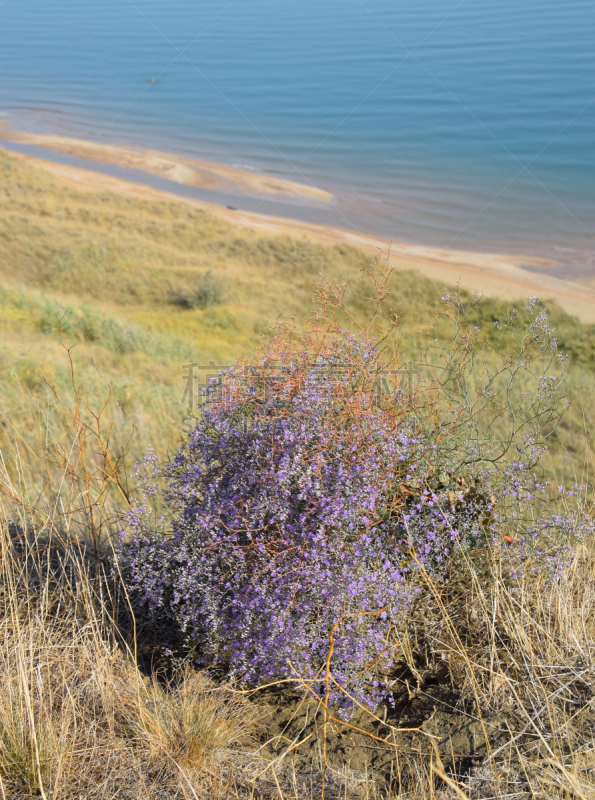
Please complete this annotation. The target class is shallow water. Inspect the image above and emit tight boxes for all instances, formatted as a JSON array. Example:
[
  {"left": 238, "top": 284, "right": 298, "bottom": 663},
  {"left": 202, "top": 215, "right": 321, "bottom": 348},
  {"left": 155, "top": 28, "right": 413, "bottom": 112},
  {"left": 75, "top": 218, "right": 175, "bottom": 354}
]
[{"left": 1, "top": 0, "right": 594, "bottom": 272}]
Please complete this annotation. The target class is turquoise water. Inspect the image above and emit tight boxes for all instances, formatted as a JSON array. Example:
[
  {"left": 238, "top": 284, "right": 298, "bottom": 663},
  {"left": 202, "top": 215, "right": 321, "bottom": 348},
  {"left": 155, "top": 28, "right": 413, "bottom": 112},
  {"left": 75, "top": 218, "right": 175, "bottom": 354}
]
[{"left": 1, "top": 0, "right": 594, "bottom": 272}]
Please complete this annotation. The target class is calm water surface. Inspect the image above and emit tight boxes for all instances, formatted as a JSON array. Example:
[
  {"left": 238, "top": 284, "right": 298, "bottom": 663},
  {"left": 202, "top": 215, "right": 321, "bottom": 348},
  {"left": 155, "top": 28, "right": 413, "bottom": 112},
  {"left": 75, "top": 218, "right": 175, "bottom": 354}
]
[{"left": 1, "top": 0, "right": 594, "bottom": 272}]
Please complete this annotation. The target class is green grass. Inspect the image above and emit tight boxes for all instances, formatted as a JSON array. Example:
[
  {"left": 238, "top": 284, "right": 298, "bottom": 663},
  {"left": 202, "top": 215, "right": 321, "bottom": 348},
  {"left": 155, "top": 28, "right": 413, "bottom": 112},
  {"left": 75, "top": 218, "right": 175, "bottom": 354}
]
[{"left": 0, "top": 148, "right": 593, "bottom": 492}]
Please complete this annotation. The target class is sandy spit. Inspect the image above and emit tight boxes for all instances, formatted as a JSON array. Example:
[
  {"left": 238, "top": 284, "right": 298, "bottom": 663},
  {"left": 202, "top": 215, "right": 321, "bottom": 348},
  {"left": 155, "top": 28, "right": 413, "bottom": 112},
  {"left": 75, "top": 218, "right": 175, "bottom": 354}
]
[{"left": 0, "top": 121, "right": 333, "bottom": 203}]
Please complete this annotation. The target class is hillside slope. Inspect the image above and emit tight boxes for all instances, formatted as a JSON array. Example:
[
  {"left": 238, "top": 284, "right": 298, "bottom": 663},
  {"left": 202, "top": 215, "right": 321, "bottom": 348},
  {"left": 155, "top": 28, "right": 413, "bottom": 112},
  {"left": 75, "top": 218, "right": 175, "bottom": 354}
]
[{"left": 0, "top": 149, "right": 593, "bottom": 488}]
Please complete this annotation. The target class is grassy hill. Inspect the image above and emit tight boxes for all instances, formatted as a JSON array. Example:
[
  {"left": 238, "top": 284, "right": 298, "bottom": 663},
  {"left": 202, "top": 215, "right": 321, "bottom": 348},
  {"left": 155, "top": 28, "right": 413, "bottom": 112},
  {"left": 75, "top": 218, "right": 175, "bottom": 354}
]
[
  {"left": 0, "top": 148, "right": 593, "bottom": 493},
  {"left": 2, "top": 148, "right": 595, "bottom": 800}
]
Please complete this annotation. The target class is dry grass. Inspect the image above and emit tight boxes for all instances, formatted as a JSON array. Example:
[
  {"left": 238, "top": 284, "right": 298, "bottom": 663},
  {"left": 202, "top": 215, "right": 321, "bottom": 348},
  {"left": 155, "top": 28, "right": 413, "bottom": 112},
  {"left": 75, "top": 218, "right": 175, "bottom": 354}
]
[
  {"left": 0, "top": 535, "right": 263, "bottom": 799},
  {"left": 392, "top": 547, "right": 595, "bottom": 798},
  {"left": 0, "top": 360, "right": 263, "bottom": 798},
  {"left": 1, "top": 390, "right": 595, "bottom": 799}
]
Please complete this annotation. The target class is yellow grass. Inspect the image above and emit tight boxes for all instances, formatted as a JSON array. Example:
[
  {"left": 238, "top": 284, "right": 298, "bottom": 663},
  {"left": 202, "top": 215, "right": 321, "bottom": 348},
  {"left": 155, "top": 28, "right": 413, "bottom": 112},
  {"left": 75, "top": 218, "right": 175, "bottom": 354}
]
[{"left": 0, "top": 537, "right": 261, "bottom": 798}]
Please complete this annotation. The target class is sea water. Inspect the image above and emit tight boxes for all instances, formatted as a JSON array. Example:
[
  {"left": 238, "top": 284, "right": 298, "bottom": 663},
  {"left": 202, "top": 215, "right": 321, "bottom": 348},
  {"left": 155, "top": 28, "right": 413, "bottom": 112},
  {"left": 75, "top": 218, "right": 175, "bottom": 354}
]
[{"left": 0, "top": 0, "right": 594, "bottom": 273}]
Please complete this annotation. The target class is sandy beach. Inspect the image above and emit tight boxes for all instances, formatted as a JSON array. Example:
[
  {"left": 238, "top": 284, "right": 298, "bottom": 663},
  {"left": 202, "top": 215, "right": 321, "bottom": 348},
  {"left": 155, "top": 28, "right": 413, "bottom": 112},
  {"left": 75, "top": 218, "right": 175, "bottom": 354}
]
[{"left": 2, "top": 137, "right": 595, "bottom": 323}]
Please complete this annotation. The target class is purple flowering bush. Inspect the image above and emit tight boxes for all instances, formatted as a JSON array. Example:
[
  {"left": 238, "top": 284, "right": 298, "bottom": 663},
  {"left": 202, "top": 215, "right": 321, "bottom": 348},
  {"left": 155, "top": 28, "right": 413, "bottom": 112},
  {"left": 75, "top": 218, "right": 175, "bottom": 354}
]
[{"left": 119, "top": 263, "right": 593, "bottom": 711}]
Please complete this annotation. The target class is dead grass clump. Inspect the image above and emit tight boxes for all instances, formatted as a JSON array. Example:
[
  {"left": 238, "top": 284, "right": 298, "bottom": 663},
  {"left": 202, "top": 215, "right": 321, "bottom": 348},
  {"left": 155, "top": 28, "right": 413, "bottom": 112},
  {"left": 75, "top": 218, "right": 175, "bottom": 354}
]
[
  {"left": 115, "top": 669, "right": 259, "bottom": 781},
  {"left": 0, "top": 657, "right": 75, "bottom": 796}
]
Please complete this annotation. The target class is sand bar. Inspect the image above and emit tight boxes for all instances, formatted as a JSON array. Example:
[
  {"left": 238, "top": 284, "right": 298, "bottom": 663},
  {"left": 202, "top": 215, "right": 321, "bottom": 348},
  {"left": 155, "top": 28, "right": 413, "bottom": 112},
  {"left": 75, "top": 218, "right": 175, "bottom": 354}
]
[
  {"left": 0, "top": 121, "right": 333, "bottom": 203},
  {"left": 4, "top": 144, "right": 595, "bottom": 323}
]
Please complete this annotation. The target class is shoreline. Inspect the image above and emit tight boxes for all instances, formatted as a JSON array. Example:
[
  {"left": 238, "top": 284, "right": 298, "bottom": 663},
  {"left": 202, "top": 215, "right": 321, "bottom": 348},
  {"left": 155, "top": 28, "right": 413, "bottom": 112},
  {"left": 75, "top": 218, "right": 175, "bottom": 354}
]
[
  {"left": 0, "top": 121, "right": 333, "bottom": 204},
  {"left": 3, "top": 141, "right": 595, "bottom": 323}
]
